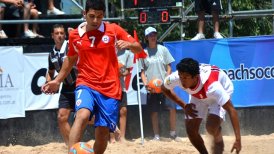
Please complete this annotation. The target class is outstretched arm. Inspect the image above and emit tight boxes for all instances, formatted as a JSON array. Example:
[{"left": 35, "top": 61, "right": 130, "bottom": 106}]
[
  {"left": 116, "top": 40, "right": 143, "bottom": 54},
  {"left": 41, "top": 55, "right": 77, "bottom": 94},
  {"left": 161, "top": 85, "right": 198, "bottom": 118},
  {"left": 161, "top": 85, "right": 186, "bottom": 109},
  {"left": 55, "top": 55, "right": 77, "bottom": 83},
  {"left": 222, "top": 100, "right": 241, "bottom": 154}
]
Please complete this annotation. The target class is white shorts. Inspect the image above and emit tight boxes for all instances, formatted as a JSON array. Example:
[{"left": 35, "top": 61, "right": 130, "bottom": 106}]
[{"left": 185, "top": 96, "right": 226, "bottom": 120}]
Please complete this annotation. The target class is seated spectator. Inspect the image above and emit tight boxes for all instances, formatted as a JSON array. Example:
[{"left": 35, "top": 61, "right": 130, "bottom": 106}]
[
  {"left": 0, "top": 0, "right": 24, "bottom": 38},
  {"left": 47, "top": 0, "right": 64, "bottom": 15},
  {"left": 0, "top": 3, "right": 8, "bottom": 38},
  {"left": 23, "top": 0, "right": 44, "bottom": 38},
  {"left": 0, "top": 0, "right": 23, "bottom": 6}
]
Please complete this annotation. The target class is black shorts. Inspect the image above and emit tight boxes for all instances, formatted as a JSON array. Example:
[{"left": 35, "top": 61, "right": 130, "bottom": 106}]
[
  {"left": 58, "top": 92, "right": 75, "bottom": 111},
  {"left": 119, "top": 91, "right": 127, "bottom": 108},
  {"left": 147, "top": 93, "right": 166, "bottom": 112},
  {"left": 195, "top": 0, "right": 222, "bottom": 14}
]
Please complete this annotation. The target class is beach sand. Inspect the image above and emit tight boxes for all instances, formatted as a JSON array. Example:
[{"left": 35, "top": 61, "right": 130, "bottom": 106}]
[{"left": 1, "top": 133, "right": 274, "bottom": 154}]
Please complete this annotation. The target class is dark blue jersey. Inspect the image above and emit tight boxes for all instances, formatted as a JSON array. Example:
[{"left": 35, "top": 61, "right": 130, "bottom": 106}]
[{"left": 48, "top": 40, "right": 77, "bottom": 93}]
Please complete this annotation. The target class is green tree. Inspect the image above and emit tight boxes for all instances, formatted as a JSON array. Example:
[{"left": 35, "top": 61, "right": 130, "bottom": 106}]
[{"left": 227, "top": 0, "right": 272, "bottom": 37}]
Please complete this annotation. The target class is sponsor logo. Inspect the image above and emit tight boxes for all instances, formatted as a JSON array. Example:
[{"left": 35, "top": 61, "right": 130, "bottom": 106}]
[
  {"left": 166, "top": 77, "right": 171, "bottom": 85},
  {"left": 0, "top": 66, "right": 14, "bottom": 88},
  {"left": 76, "top": 41, "right": 82, "bottom": 45}
]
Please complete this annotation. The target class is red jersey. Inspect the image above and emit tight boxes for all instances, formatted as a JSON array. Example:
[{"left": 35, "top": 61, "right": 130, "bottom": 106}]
[{"left": 67, "top": 22, "right": 136, "bottom": 99}]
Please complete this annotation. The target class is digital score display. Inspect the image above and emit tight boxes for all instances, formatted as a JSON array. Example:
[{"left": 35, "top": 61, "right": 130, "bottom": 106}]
[
  {"left": 125, "top": 0, "right": 181, "bottom": 8},
  {"left": 138, "top": 8, "right": 170, "bottom": 24}
]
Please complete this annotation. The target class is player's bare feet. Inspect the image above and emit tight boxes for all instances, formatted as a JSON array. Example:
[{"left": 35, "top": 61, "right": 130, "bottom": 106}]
[
  {"left": 118, "top": 137, "right": 127, "bottom": 143},
  {"left": 114, "top": 127, "right": 121, "bottom": 141},
  {"left": 109, "top": 137, "right": 116, "bottom": 144}
]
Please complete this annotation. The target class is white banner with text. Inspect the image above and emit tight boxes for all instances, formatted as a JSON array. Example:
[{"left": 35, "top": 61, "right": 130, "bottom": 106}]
[{"left": 0, "top": 46, "right": 25, "bottom": 119}]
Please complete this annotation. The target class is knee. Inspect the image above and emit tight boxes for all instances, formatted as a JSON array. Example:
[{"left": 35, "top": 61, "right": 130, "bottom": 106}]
[
  {"left": 31, "top": 9, "right": 38, "bottom": 17},
  {"left": 75, "top": 110, "right": 90, "bottom": 123},
  {"left": 0, "top": 8, "right": 4, "bottom": 14},
  {"left": 206, "top": 125, "right": 221, "bottom": 136},
  {"left": 120, "top": 107, "right": 127, "bottom": 117},
  {"left": 57, "top": 112, "right": 68, "bottom": 123},
  {"left": 24, "top": 4, "right": 31, "bottom": 10}
]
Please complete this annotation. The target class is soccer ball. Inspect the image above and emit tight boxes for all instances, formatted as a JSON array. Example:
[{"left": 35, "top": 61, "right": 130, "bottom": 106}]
[
  {"left": 148, "top": 78, "right": 163, "bottom": 93},
  {"left": 69, "top": 142, "right": 94, "bottom": 154}
]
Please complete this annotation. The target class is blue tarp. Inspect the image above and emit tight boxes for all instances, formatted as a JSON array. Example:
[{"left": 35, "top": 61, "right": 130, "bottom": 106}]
[{"left": 164, "top": 35, "right": 274, "bottom": 107}]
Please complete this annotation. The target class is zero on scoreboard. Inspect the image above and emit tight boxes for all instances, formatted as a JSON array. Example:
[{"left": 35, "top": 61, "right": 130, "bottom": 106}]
[
  {"left": 125, "top": 0, "right": 182, "bottom": 8},
  {"left": 138, "top": 8, "right": 170, "bottom": 24}
]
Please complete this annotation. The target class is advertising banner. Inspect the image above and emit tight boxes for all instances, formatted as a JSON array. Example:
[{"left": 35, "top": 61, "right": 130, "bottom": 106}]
[
  {"left": 24, "top": 53, "right": 60, "bottom": 111},
  {"left": 164, "top": 35, "right": 274, "bottom": 107},
  {"left": 0, "top": 46, "right": 25, "bottom": 119}
]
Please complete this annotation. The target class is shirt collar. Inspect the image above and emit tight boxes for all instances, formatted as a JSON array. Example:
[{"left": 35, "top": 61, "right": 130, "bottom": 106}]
[
  {"left": 78, "top": 22, "right": 105, "bottom": 37},
  {"left": 52, "top": 40, "right": 68, "bottom": 55},
  {"left": 52, "top": 46, "right": 59, "bottom": 55}
]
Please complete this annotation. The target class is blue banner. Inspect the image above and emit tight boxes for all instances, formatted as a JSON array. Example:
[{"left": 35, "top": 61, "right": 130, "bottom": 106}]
[{"left": 164, "top": 35, "right": 274, "bottom": 107}]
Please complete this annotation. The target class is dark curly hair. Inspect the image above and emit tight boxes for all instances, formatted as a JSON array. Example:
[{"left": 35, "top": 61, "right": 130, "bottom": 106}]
[{"left": 176, "top": 58, "right": 200, "bottom": 77}]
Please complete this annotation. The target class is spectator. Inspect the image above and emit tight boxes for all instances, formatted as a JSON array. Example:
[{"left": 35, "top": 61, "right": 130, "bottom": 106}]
[
  {"left": 41, "top": 0, "right": 143, "bottom": 153},
  {"left": 140, "top": 26, "right": 180, "bottom": 141},
  {"left": 23, "top": 0, "right": 44, "bottom": 38},
  {"left": 0, "top": 0, "right": 24, "bottom": 38},
  {"left": 44, "top": 24, "right": 77, "bottom": 145},
  {"left": 0, "top": 0, "right": 23, "bottom": 6},
  {"left": 47, "top": 0, "right": 64, "bottom": 15},
  {"left": 0, "top": 3, "right": 7, "bottom": 38},
  {"left": 191, "top": 0, "right": 223, "bottom": 40},
  {"left": 162, "top": 58, "right": 241, "bottom": 154},
  {"left": 110, "top": 49, "right": 133, "bottom": 143}
]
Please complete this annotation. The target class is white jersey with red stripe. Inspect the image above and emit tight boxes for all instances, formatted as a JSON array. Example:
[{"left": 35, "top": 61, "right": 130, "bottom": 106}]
[{"left": 164, "top": 64, "right": 234, "bottom": 107}]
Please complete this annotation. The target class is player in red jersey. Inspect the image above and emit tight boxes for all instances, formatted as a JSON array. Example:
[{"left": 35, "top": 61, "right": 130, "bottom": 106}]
[
  {"left": 41, "top": 0, "right": 143, "bottom": 153},
  {"left": 161, "top": 58, "right": 241, "bottom": 154}
]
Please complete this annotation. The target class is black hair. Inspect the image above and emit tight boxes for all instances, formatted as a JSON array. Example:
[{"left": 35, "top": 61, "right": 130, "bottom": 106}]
[
  {"left": 176, "top": 58, "right": 200, "bottom": 77},
  {"left": 52, "top": 24, "right": 64, "bottom": 33},
  {"left": 85, "top": 0, "right": 106, "bottom": 12}
]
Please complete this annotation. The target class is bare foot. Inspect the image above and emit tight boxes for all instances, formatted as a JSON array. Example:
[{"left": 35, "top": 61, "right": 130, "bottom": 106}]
[
  {"left": 118, "top": 137, "right": 127, "bottom": 143},
  {"left": 109, "top": 132, "right": 116, "bottom": 144},
  {"left": 109, "top": 138, "right": 116, "bottom": 144},
  {"left": 114, "top": 127, "right": 121, "bottom": 141},
  {"left": 213, "top": 140, "right": 224, "bottom": 154}
]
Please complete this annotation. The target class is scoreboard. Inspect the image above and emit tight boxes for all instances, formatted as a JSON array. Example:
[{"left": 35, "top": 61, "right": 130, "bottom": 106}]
[
  {"left": 125, "top": 0, "right": 182, "bottom": 24},
  {"left": 138, "top": 8, "right": 170, "bottom": 24},
  {"left": 124, "top": 0, "right": 182, "bottom": 8}
]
